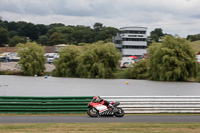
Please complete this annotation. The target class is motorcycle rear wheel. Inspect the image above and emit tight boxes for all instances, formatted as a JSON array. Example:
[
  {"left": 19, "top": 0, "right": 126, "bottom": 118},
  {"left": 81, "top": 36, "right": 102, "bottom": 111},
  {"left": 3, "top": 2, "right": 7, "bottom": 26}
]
[
  {"left": 114, "top": 107, "right": 124, "bottom": 117},
  {"left": 87, "top": 107, "right": 99, "bottom": 117}
]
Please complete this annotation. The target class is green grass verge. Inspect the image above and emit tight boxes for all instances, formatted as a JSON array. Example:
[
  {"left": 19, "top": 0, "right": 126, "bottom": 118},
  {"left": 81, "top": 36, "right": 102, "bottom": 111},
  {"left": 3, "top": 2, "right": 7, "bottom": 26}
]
[
  {"left": 0, "top": 70, "right": 23, "bottom": 75},
  {"left": 1, "top": 113, "right": 200, "bottom": 116},
  {"left": 0, "top": 123, "right": 200, "bottom": 133}
]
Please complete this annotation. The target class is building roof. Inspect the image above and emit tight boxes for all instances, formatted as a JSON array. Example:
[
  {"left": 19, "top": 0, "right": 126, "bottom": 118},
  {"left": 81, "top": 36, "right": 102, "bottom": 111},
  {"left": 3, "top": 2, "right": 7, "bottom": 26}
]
[{"left": 120, "top": 26, "right": 147, "bottom": 31}]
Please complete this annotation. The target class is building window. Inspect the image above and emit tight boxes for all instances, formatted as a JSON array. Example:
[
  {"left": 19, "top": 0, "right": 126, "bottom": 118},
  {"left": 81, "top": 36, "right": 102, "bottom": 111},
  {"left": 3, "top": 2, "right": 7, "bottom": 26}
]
[
  {"left": 122, "top": 38, "right": 146, "bottom": 41},
  {"left": 122, "top": 45, "right": 147, "bottom": 49},
  {"left": 120, "top": 30, "right": 146, "bottom": 34},
  {"left": 115, "top": 40, "right": 122, "bottom": 44}
]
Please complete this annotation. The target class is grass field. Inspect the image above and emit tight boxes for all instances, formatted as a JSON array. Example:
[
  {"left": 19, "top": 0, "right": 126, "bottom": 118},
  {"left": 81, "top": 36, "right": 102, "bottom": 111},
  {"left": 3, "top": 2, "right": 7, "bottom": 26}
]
[
  {"left": 191, "top": 40, "right": 200, "bottom": 53},
  {"left": 0, "top": 123, "right": 200, "bottom": 133},
  {"left": 1, "top": 114, "right": 200, "bottom": 132}
]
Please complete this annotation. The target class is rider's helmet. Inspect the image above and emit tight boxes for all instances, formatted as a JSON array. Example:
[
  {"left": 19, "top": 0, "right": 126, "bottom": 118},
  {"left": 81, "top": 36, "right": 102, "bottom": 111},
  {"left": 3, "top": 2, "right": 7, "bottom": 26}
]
[{"left": 93, "top": 96, "right": 100, "bottom": 103}]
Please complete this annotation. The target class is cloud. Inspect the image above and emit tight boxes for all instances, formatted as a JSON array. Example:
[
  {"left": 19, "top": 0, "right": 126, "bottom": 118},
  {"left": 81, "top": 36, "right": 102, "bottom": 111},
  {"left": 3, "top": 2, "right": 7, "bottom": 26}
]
[
  {"left": 1, "top": 0, "right": 200, "bottom": 19},
  {"left": 0, "top": 0, "right": 200, "bottom": 37}
]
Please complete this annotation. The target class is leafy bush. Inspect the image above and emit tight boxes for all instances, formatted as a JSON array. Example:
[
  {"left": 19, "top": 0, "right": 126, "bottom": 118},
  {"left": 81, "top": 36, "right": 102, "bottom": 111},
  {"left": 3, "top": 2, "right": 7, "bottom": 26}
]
[
  {"left": 16, "top": 41, "right": 46, "bottom": 76},
  {"left": 196, "top": 65, "right": 200, "bottom": 82},
  {"left": 76, "top": 42, "right": 121, "bottom": 78},
  {"left": 148, "top": 35, "right": 198, "bottom": 81},
  {"left": 52, "top": 45, "right": 80, "bottom": 77},
  {"left": 52, "top": 41, "right": 121, "bottom": 78},
  {"left": 124, "top": 59, "right": 149, "bottom": 79},
  {"left": 113, "top": 69, "right": 127, "bottom": 79}
]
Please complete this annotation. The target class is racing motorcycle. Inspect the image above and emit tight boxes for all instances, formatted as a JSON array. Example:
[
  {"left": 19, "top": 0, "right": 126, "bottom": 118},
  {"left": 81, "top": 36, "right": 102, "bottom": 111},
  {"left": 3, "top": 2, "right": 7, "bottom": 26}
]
[{"left": 87, "top": 99, "right": 124, "bottom": 117}]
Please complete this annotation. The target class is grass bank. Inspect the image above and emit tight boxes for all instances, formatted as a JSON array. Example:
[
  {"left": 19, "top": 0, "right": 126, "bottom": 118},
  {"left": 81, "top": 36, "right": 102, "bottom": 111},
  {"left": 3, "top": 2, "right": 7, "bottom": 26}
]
[
  {"left": 0, "top": 70, "right": 23, "bottom": 75},
  {"left": 0, "top": 123, "right": 200, "bottom": 133},
  {"left": 191, "top": 40, "right": 200, "bottom": 53},
  {"left": 0, "top": 70, "right": 51, "bottom": 76}
]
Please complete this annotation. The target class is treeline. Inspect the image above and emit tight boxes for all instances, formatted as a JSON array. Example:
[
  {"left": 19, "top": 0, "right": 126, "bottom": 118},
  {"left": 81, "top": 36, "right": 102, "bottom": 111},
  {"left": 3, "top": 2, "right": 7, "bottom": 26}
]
[
  {"left": 1, "top": 18, "right": 200, "bottom": 47},
  {"left": 16, "top": 41, "right": 121, "bottom": 78},
  {"left": 0, "top": 19, "right": 118, "bottom": 47},
  {"left": 12, "top": 36, "right": 200, "bottom": 82},
  {"left": 1, "top": 36, "right": 199, "bottom": 82},
  {"left": 146, "top": 28, "right": 200, "bottom": 45},
  {"left": 186, "top": 34, "right": 200, "bottom": 42},
  {"left": 124, "top": 35, "right": 200, "bottom": 82}
]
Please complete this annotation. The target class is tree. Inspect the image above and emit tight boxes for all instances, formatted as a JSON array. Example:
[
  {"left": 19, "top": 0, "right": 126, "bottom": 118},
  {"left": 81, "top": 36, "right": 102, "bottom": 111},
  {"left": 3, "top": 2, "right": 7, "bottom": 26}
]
[
  {"left": 197, "top": 65, "right": 200, "bottom": 82},
  {"left": 96, "top": 26, "right": 118, "bottom": 42},
  {"left": 150, "top": 28, "right": 164, "bottom": 42},
  {"left": 16, "top": 41, "right": 46, "bottom": 76},
  {"left": 36, "top": 24, "right": 48, "bottom": 36},
  {"left": 48, "top": 23, "right": 65, "bottom": 28},
  {"left": 0, "top": 19, "right": 124, "bottom": 46},
  {"left": 0, "top": 28, "right": 9, "bottom": 46},
  {"left": 9, "top": 30, "right": 18, "bottom": 38},
  {"left": 125, "top": 59, "right": 149, "bottom": 79},
  {"left": 93, "top": 22, "right": 103, "bottom": 31},
  {"left": 77, "top": 41, "right": 122, "bottom": 78},
  {"left": 52, "top": 45, "right": 80, "bottom": 77},
  {"left": 71, "top": 25, "right": 95, "bottom": 44},
  {"left": 9, "top": 36, "right": 27, "bottom": 47},
  {"left": 48, "top": 32, "right": 67, "bottom": 46},
  {"left": 0, "top": 17, "right": 6, "bottom": 28},
  {"left": 18, "top": 22, "right": 39, "bottom": 40},
  {"left": 5, "top": 21, "right": 18, "bottom": 31},
  {"left": 37, "top": 35, "right": 48, "bottom": 46},
  {"left": 148, "top": 35, "right": 198, "bottom": 81},
  {"left": 186, "top": 34, "right": 200, "bottom": 42}
]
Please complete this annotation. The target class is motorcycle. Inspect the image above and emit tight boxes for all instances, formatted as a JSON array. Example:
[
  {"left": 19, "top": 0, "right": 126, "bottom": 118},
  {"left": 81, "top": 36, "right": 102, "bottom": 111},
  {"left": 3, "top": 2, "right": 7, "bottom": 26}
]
[{"left": 87, "top": 99, "right": 124, "bottom": 117}]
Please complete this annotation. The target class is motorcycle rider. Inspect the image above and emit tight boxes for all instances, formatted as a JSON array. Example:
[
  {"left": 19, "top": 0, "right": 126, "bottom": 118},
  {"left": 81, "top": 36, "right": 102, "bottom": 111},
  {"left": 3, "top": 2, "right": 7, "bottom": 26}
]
[{"left": 92, "top": 96, "right": 113, "bottom": 109}]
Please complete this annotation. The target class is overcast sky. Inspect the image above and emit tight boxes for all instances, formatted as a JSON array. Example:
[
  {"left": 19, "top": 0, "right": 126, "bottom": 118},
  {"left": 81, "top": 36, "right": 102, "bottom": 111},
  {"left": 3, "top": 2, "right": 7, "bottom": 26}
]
[{"left": 1, "top": 0, "right": 200, "bottom": 37}]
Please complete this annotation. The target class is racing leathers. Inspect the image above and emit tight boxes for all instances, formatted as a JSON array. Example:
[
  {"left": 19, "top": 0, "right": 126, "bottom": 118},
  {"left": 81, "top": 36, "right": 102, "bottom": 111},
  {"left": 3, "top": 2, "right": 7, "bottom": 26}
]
[{"left": 98, "top": 98, "right": 113, "bottom": 109}]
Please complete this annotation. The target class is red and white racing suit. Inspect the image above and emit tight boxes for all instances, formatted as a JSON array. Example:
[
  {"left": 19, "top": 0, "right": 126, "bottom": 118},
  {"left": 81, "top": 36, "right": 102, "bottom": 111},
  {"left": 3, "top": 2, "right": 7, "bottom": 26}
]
[{"left": 98, "top": 98, "right": 113, "bottom": 109}]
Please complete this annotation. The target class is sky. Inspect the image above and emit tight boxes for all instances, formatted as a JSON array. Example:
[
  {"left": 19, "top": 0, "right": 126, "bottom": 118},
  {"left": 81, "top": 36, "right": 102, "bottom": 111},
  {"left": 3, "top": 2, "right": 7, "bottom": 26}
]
[{"left": 1, "top": 0, "right": 200, "bottom": 37}]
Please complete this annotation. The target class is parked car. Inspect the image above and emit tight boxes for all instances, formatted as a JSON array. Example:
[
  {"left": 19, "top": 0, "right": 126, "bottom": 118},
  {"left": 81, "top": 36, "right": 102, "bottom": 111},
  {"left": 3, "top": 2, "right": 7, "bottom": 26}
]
[
  {"left": 0, "top": 56, "right": 9, "bottom": 62},
  {"left": 120, "top": 57, "right": 139, "bottom": 68},
  {"left": 47, "top": 58, "right": 55, "bottom": 64},
  {"left": 7, "top": 53, "right": 20, "bottom": 61}
]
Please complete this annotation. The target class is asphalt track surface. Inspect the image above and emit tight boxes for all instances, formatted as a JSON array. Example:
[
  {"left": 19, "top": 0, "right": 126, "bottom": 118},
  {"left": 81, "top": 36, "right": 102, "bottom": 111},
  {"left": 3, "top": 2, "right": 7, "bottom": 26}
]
[{"left": 1, "top": 115, "right": 200, "bottom": 124}]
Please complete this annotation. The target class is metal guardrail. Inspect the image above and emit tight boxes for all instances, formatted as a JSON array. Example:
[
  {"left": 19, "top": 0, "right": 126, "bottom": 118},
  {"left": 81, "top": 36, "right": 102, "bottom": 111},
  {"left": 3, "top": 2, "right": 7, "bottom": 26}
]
[
  {"left": 2, "top": 96, "right": 200, "bottom": 114},
  {"left": 0, "top": 96, "right": 93, "bottom": 113},
  {"left": 101, "top": 96, "right": 200, "bottom": 113}
]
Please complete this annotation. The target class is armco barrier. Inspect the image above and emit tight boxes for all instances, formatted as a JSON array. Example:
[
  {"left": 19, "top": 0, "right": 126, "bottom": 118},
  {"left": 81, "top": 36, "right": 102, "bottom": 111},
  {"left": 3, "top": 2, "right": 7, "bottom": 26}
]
[
  {"left": 101, "top": 96, "right": 200, "bottom": 113},
  {"left": 0, "top": 96, "right": 93, "bottom": 113},
  {"left": 2, "top": 96, "right": 200, "bottom": 114}
]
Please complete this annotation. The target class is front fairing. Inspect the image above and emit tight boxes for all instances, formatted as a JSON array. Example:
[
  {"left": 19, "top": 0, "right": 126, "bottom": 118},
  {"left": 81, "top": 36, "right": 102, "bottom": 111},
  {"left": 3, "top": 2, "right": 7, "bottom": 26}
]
[
  {"left": 88, "top": 102, "right": 98, "bottom": 108},
  {"left": 88, "top": 102, "right": 108, "bottom": 112}
]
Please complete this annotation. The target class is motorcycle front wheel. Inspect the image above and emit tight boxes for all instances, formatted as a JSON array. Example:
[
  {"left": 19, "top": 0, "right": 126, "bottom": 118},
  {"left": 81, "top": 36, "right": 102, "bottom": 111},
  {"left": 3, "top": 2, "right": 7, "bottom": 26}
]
[
  {"left": 87, "top": 107, "right": 99, "bottom": 117},
  {"left": 114, "top": 107, "right": 124, "bottom": 117}
]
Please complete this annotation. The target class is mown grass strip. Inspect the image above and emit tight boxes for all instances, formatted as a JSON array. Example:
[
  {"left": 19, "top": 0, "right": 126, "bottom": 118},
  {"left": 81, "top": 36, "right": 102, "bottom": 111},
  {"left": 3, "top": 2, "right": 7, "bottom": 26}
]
[
  {"left": 0, "top": 123, "right": 200, "bottom": 133},
  {"left": 1, "top": 113, "right": 200, "bottom": 116}
]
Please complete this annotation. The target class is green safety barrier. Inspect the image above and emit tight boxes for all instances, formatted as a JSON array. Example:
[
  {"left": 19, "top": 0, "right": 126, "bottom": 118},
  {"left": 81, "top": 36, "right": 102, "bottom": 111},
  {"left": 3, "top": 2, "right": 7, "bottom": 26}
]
[{"left": 0, "top": 96, "right": 94, "bottom": 113}]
